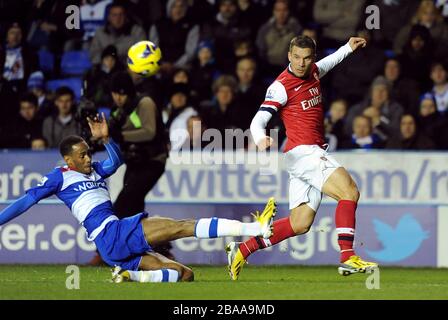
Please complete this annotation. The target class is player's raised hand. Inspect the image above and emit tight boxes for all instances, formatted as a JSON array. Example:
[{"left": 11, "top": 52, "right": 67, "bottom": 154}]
[
  {"left": 256, "top": 136, "right": 274, "bottom": 151},
  {"left": 348, "top": 37, "right": 367, "bottom": 52},
  {"left": 87, "top": 112, "right": 109, "bottom": 142}
]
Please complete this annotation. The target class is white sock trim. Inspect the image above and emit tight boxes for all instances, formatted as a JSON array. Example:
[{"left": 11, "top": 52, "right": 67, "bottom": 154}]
[
  {"left": 336, "top": 227, "right": 355, "bottom": 235},
  {"left": 128, "top": 269, "right": 180, "bottom": 283}
]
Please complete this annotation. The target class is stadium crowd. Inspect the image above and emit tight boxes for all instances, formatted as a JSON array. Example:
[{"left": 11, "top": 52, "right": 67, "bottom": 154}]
[{"left": 1, "top": 0, "right": 448, "bottom": 152}]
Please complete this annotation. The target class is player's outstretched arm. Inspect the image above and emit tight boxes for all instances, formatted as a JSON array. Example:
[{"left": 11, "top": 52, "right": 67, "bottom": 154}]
[
  {"left": 316, "top": 37, "right": 367, "bottom": 78},
  {"left": 98, "top": 139, "right": 124, "bottom": 176},
  {"left": 88, "top": 112, "right": 124, "bottom": 177},
  {"left": 0, "top": 194, "right": 37, "bottom": 225}
]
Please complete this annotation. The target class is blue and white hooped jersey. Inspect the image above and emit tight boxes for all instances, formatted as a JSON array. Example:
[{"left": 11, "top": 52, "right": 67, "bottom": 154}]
[
  {"left": 26, "top": 163, "right": 116, "bottom": 241},
  {"left": 25, "top": 141, "right": 123, "bottom": 241}
]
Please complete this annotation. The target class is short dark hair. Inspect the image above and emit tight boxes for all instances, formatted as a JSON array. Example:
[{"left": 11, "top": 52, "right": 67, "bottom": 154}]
[
  {"left": 430, "top": 61, "right": 447, "bottom": 72},
  {"left": 289, "top": 35, "right": 316, "bottom": 54},
  {"left": 59, "top": 135, "right": 85, "bottom": 157},
  {"left": 19, "top": 92, "right": 38, "bottom": 107},
  {"left": 109, "top": 0, "right": 128, "bottom": 12},
  {"left": 55, "top": 86, "right": 75, "bottom": 100}
]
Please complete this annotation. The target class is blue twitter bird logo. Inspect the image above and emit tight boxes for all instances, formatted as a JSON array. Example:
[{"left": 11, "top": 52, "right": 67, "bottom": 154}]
[{"left": 366, "top": 214, "right": 429, "bottom": 262}]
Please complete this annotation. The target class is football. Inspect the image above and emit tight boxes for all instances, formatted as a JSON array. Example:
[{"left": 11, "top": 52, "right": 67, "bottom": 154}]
[{"left": 127, "top": 40, "right": 162, "bottom": 77}]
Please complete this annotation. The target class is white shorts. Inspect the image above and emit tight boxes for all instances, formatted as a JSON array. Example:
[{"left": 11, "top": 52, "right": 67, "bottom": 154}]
[{"left": 285, "top": 145, "right": 342, "bottom": 211}]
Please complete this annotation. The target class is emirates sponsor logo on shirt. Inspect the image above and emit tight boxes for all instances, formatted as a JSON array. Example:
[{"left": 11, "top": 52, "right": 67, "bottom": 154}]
[{"left": 300, "top": 87, "right": 322, "bottom": 110}]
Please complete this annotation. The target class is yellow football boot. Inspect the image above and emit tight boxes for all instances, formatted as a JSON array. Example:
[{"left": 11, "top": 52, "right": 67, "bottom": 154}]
[
  {"left": 225, "top": 242, "right": 246, "bottom": 281},
  {"left": 111, "top": 266, "right": 131, "bottom": 283},
  {"left": 338, "top": 255, "right": 379, "bottom": 276},
  {"left": 252, "top": 197, "right": 277, "bottom": 239}
]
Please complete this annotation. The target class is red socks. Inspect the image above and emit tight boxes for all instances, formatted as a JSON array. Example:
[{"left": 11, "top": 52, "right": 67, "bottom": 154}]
[
  {"left": 336, "top": 200, "right": 357, "bottom": 262},
  {"left": 239, "top": 217, "right": 296, "bottom": 259},
  {"left": 239, "top": 200, "right": 357, "bottom": 263}
]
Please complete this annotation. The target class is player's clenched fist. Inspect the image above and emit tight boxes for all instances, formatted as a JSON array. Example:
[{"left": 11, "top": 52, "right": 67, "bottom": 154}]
[
  {"left": 348, "top": 37, "right": 367, "bottom": 51},
  {"left": 256, "top": 136, "right": 274, "bottom": 151}
]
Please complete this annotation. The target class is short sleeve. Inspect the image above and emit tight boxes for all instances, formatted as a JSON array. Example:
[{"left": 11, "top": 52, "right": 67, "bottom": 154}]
[
  {"left": 26, "top": 169, "right": 62, "bottom": 201},
  {"left": 260, "top": 81, "right": 288, "bottom": 112}
]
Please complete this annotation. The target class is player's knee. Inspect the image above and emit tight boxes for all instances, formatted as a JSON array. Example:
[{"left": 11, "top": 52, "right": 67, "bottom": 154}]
[
  {"left": 180, "top": 267, "right": 194, "bottom": 282},
  {"left": 347, "top": 186, "right": 360, "bottom": 202},
  {"left": 300, "top": 225, "right": 312, "bottom": 234},
  {"left": 289, "top": 215, "right": 312, "bottom": 235},
  {"left": 340, "top": 182, "right": 360, "bottom": 202},
  {"left": 294, "top": 224, "right": 312, "bottom": 235}
]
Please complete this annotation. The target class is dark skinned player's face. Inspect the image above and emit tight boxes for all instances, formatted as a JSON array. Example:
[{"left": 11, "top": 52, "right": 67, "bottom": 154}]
[{"left": 64, "top": 141, "right": 93, "bottom": 175}]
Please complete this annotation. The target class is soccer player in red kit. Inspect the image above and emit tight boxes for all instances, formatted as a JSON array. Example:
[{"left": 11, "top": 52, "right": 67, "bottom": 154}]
[{"left": 226, "top": 36, "right": 378, "bottom": 279}]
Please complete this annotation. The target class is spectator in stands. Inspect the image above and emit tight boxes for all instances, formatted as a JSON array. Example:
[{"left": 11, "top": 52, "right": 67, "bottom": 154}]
[
  {"left": 256, "top": 0, "right": 302, "bottom": 76},
  {"left": 234, "top": 57, "right": 264, "bottom": 130},
  {"left": 190, "top": 40, "right": 221, "bottom": 105},
  {"left": 370, "top": 0, "right": 420, "bottom": 49},
  {"left": 42, "top": 87, "right": 80, "bottom": 148},
  {"left": 0, "top": 93, "right": 42, "bottom": 149},
  {"left": 339, "top": 115, "right": 383, "bottom": 149},
  {"left": 149, "top": 0, "right": 199, "bottom": 74},
  {"left": 301, "top": 25, "right": 318, "bottom": 42},
  {"left": 436, "top": 0, "right": 448, "bottom": 21},
  {"left": 394, "top": 0, "right": 448, "bottom": 61},
  {"left": 129, "top": 69, "right": 164, "bottom": 109},
  {"left": 324, "top": 99, "right": 348, "bottom": 144},
  {"left": 31, "top": 137, "right": 47, "bottom": 150},
  {"left": 430, "top": 62, "right": 448, "bottom": 114},
  {"left": 170, "top": 67, "right": 201, "bottom": 106},
  {"left": 26, "top": 0, "right": 81, "bottom": 53},
  {"left": 27, "top": 71, "right": 53, "bottom": 120},
  {"left": 200, "top": 75, "right": 240, "bottom": 133},
  {"left": 386, "top": 113, "right": 435, "bottom": 150},
  {"left": 185, "top": 115, "right": 206, "bottom": 150},
  {"left": 201, "top": 0, "right": 252, "bottom": 72},
  {"left": 362, "top": 106, "right": 388, "bottom": 141},
  {"left": 172, "top": 68, "right": 189, "bottom": 85},
  {"left": 237, "top": 0, "right": 268, "bottom": 38},
  {"left": 383, "top": 58, "right": 420, "bottom": 115},
  {"left": 64, "top": 0, "right": 113, "bottom": 51},
  {"left": 417, "top": 92, "right": 448, "bottom": 149},
  {"left": 345, "top": 76, "right": 404, "bottom": 139},
  {"left": 163, "top": 83, "right": 198, "bottom": 151},
  {"left": 183, "top": 0, "right": 215, "bottom": 26},
  {"left": 301, "top": 24, "right": 325, "bottom": 60},
  {"left": 84, "top": 45, "right": 123, "bottom": 109},
  {"left": 313, "top": 0, "right": 365, "bottom": 48},
  {"left": 89, "top": 1, "right": 146, "bottom": 65},
  {"left": 398, "top": 25, "right": 435, "bottom": 91},
  {"left": 233, "top": 38, "right": 256, "bottom": 61},
  {"left": 126, "top": 0, "right": 163, "bottom": 32},
  {"left": 0, "top": 23, "right": 38, "bottom": 92},
  {"left": 290, "top": 0, "right": 316, "bottom": 27},
  {"left": 331, "top": 29, "right": 386, "bottom": 105}
]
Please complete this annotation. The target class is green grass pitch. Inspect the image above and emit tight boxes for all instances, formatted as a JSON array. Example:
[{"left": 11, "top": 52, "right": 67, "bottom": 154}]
[{"left": 1, "top": 265, "right": 447, "bottom": 300}]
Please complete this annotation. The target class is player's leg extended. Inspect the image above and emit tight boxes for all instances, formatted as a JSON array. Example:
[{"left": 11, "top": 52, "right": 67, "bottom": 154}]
[
  {"left": 321, "top": 167, "right": 378, "bottom": 275},
  {"left": 226, "top": 203, "right": 316, "bottom": 280},
  {"left": 112, "top": 252, "right": 194, "bottom": 283},
  {"left": 141, "top": 200, "right": 276, "bottom": 246}
]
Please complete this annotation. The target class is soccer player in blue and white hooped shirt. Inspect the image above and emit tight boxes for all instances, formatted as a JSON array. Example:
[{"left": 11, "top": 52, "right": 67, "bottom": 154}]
[{"left": 0, "top": 113, "right": 276, "bottom": 283}]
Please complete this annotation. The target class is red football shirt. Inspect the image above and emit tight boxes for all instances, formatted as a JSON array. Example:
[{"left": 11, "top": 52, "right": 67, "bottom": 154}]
[{"left": 261, "top": 64, "right": 325, "bottom": 152}]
